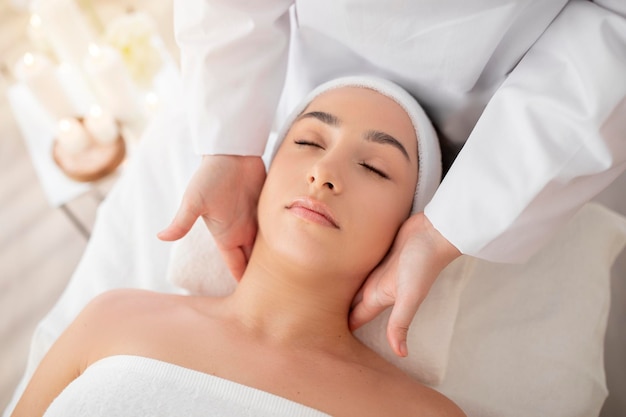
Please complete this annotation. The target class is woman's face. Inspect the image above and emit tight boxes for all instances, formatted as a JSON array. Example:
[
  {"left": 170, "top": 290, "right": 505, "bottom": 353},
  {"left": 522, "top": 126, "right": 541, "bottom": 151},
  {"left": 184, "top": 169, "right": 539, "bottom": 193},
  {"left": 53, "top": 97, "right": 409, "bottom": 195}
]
[{"left": 257, "top": 86, "right": 419, "bottom": 280}]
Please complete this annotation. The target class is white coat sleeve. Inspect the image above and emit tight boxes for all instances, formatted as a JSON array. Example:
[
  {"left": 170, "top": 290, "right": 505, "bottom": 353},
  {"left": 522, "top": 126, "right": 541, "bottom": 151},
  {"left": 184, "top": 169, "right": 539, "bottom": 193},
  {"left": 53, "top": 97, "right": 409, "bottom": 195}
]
[
  {"left": 173, "top": 0, "right": 293, "bottom": 156},
  {"left": 424, "top": 1, "right": 626, "bottom": 263}
]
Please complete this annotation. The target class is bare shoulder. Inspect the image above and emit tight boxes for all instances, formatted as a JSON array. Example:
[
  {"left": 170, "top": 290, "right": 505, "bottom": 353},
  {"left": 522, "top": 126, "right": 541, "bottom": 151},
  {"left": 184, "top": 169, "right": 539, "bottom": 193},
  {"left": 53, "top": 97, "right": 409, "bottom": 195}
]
[
  {"left": 76, "top": 289, "right": 193, "bottom": 360},
  {"left": 340, "top": 351, "right": 466, "bottom": 417},
  {"left": 9, "top": 289, "right": 177, "bottom": 417},
  {"left": 380, "top": 373, "right": 466, "bottom": 417},
  {"left": 83, "top": 288, "right": 223, "bottom": 323},
  {"left": 84, "top": 288, "right": 180, "bottom": 313},
  {"left": 71, "top": 289, "right": 153, "bottom": 333},
  {"left": 82, "top": 288, "right": 207, "bottom": 324}
]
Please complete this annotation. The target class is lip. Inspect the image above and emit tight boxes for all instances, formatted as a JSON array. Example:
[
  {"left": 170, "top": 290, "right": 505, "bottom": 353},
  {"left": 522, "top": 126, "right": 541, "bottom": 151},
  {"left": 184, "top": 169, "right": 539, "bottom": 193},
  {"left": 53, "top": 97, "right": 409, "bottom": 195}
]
[{"left": 286, "top": 197, "right": 340, "bottom": 229}]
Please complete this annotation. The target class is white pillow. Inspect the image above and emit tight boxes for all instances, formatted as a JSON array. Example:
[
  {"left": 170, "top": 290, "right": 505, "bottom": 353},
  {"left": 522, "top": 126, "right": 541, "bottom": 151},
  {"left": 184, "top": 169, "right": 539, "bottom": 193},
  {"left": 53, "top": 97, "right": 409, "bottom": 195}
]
[{"left": 436, "top": 203, "right": 626, "bottom": 417}]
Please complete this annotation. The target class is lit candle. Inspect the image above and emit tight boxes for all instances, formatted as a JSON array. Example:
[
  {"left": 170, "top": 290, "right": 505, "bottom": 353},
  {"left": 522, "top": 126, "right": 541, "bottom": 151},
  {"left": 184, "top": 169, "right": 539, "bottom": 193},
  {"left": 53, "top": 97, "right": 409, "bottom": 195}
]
[
  {"left": 144, "top": 91, "right": 160, "bottom": 115},
  {"left": 13, "top": 52, "right": 76, "bottom": 118},
  {"left": 30, "top": 13, "right": 42, "bottom": 29},
  {"left": 56, "top": 117, "right": 90, "bottom": 154},
  {"left": 30, "top": 0, "right": 96, "bottom": 68},
  {"left": 84, "top": 44, "right": 142, "bottom": 122},
  {"left": 27, "top": 14, "right": 52, "bottom": 54},
  {"left": 84, "top": 105, "right": 119, "bottom": 145}
]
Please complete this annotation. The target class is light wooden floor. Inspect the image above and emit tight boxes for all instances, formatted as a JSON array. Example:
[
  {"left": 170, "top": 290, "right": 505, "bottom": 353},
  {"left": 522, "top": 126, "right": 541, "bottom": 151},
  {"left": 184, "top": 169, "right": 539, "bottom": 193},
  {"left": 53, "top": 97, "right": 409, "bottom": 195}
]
[{"left": 0, "top": 0, "right": 175, "bottom": 410}]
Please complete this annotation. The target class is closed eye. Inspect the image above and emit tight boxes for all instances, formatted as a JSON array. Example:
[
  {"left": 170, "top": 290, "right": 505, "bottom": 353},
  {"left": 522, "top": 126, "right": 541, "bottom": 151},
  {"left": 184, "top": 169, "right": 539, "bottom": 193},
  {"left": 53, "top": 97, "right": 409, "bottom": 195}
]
[
  {"left": 360, "top": 162, "right": 390, "bottom": 179},
  {"left": 294, "top": 139, "right": 324, "bottom": 149}
]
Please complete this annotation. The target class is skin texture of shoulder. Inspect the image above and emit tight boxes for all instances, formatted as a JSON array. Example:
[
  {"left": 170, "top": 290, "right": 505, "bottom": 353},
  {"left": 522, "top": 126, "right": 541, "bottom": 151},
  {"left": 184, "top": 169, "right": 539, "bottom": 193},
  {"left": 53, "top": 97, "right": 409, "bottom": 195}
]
[
  {"left": 321, "top": 345, "right": 466, "bottom": 417},
  {"left": 10, "top": 289, "right": 182, "bottom": 417},
  {"left": 364, "top": 371, "right": 466, "bottom": 417},
  {"left": 81, "top": 289, "right": 206, "bottom": 366},
  {"left": 12, "top": 289, "right": 465, "bottom": 417}
]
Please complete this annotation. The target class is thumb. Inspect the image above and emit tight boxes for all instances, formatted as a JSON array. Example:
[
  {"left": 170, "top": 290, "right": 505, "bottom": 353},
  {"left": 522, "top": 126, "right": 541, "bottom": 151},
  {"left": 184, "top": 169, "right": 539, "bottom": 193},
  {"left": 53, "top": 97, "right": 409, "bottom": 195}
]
[{"left": 157, "top": 204, "right": 201, "bottom": 242}]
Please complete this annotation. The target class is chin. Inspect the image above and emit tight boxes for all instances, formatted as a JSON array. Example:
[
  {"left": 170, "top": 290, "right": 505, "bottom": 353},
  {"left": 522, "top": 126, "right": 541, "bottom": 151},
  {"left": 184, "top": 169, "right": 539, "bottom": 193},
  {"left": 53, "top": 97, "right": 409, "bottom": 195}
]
[
  {"left": 258, "top": 208, "right": 386, "bottom": 276},
  {"left": 275, "top": 229, "right": 340, "bottom": 267}
]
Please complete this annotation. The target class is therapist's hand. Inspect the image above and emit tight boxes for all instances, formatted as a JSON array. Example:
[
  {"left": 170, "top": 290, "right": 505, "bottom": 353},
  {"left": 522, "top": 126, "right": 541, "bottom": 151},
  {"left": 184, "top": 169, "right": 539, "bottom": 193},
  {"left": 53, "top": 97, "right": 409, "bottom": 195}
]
[
  {"left": 157, "top": 155, "right": 266, "bottom": 280},
  {"left": 349, "top": 212, "right": 461, "bottom": 357}
]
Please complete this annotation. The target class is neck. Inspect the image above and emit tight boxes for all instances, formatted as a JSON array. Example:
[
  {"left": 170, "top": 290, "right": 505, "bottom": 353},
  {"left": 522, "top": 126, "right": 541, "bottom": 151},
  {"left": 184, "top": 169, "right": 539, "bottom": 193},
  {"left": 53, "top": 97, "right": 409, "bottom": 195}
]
[{"left": 222, "top": 238, "right": 361, "bottom": 351}]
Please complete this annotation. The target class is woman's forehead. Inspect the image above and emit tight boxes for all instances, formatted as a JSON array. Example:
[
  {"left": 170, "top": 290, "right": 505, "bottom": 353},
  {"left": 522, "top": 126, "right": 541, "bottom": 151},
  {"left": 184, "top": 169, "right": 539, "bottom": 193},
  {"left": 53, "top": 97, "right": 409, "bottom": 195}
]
[{"left": 300, "top": 86, "right": 418, "bottom": 158}]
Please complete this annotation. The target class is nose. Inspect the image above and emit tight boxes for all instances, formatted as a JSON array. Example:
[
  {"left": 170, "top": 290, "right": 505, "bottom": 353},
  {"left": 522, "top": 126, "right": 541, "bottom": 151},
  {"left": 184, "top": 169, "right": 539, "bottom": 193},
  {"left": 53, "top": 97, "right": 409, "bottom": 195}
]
[{"left": 307, "top": 157, "right": 342, "bottom": 193}]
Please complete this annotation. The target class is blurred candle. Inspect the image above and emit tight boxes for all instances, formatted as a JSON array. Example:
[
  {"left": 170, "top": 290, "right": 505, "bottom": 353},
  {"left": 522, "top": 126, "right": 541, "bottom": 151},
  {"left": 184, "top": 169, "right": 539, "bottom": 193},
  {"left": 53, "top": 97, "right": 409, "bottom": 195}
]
[
  {"left": 144, "top": 91, "right": 160, "bottom": 115},
  {"left": 13, "top": 52, "right": 76, "bottom": 118},
  {"left": 30, "top": 13, "right": 42, "bottom": 30},
  {"left": 27, "top": 14, "right": 51, "bottom": 53},
  {"left": 57, "top": 117, "right": 90, "bottom": 154},
  {"left": 30, "top": 0, "right": 96, "bottom": 68},
  {"left": 84, "top": 44, "right": 142, "bottom": 122},
  {"left": 84, "top": 105, "right": 118, "bottom": 145}
]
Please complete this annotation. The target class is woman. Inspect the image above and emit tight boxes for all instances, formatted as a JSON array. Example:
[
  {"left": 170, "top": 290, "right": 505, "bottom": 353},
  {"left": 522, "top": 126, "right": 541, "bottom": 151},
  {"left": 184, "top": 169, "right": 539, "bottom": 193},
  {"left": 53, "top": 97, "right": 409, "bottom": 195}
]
[{"left": 12, "top": 77, "right": 465, "bottom": 417}]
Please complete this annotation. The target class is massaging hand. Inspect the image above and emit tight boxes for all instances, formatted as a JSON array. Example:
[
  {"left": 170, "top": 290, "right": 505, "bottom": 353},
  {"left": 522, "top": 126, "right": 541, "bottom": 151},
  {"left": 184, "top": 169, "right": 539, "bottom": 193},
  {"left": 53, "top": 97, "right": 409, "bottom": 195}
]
[
  {"left": 350, "top": 212, "right": 461, "bottom": 357},
  {"left": 158, "top": 155, "right": 266, "bottom": 280}
]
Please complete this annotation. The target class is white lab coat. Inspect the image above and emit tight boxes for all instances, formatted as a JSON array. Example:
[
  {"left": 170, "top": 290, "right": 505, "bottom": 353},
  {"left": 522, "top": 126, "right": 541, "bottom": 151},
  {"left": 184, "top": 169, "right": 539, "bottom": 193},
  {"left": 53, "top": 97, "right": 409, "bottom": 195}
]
[{"left": 174, "top": 0, "right": 626, "bottom": 262}]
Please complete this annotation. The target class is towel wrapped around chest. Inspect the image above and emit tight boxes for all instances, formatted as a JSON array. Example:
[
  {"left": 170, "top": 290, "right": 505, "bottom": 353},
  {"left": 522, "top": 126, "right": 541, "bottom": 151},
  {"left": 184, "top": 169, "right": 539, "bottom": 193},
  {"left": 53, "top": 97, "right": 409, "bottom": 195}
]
[{"left": 44, "top": 355, "right": 330, "bottom": 417}]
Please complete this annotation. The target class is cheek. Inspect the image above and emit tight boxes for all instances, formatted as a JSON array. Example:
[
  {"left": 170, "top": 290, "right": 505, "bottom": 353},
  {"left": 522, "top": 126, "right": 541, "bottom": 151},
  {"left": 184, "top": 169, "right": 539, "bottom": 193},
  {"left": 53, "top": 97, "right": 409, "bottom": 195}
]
[
  {"left": 257, "top": 167, "right": 293, "bottom": 234},
  {"left": 344, "top": 184, "right": 410, "bottom": 271},
  {"left": 257, "top": 154, "right": 316, "bottom": 256}
]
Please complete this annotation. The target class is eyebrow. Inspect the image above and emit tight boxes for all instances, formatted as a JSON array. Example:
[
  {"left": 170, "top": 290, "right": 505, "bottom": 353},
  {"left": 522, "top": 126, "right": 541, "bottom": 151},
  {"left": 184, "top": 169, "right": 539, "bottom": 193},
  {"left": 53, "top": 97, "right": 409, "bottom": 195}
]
[
  {"left": 363, "top": 130, "right": 410, "bottom": 161},
  {"left": 296, "top": 111, "right": 341, "bottom": 126},
  {"left": 296, "top": 110, "right": 411, "bottom": 162}
]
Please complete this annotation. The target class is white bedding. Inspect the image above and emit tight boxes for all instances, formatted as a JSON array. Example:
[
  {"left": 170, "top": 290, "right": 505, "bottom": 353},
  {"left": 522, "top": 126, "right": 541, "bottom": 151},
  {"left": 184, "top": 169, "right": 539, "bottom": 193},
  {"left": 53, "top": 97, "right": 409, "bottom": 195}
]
[{"left": 4, "top": 97, "right": 626, "bottom": 416}]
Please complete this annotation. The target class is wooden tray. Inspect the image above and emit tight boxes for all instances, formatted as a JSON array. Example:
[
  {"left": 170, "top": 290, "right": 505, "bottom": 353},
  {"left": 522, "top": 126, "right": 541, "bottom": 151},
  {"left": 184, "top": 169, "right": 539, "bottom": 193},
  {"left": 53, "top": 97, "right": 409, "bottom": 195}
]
[{"left": 52, "top": 130, "right": 126, "bottom": 183}]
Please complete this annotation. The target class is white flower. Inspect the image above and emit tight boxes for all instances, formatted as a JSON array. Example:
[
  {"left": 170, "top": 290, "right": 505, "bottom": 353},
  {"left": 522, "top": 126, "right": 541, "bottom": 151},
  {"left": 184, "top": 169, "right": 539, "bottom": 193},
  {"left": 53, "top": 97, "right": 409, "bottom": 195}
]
[{"left": 104, "top": 12, "right": 162, "bottom": 87}]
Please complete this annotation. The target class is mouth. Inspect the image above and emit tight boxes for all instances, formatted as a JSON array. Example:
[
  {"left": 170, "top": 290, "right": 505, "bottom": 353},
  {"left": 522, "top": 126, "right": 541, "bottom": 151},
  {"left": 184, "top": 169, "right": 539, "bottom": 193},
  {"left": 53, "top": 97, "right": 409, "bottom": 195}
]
[{"left": 286, "top": 197, "right": 340, "bottom": 229}]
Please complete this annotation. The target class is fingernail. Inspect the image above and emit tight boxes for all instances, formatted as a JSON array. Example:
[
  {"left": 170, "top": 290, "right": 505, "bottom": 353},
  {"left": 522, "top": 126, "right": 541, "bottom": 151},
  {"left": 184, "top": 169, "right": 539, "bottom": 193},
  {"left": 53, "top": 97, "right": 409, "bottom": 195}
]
[
  {"left": 399, "top": 340, "right": 408, "bottom": 357},
  {"left": 348, "top": 316, "right": 356, "bottom": 330}
]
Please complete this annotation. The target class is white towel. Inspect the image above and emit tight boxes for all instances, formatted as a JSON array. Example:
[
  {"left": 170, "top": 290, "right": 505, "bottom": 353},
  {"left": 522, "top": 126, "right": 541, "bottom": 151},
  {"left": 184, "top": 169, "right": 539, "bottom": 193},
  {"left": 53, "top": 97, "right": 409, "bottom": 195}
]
[{"left": 44, "top": 355, "right": 330, "bottom": 417}]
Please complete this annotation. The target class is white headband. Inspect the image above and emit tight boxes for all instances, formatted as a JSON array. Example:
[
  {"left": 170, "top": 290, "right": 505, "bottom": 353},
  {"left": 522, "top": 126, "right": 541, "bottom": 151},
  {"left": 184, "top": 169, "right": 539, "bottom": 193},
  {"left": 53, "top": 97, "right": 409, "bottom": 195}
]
[{"left": 270, "top": 75, "right": 441, "bottom": 214}]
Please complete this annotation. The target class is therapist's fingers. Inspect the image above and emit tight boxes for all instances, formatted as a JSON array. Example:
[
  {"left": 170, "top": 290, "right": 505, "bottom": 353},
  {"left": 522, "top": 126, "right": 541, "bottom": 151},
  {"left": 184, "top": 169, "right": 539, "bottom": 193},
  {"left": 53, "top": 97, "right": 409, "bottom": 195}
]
[
  {"left": 350, "top": 213, "right": 461, "bottom": 357},
  {"left": 218, "top": 246, "right": 248, "bottom": 282},
  {"left": 158, "top": 155, "right": 265, "bottom": 247},
  {"left": 386, "top": 282, "right": 427, "bottom": 358},
  {"left": 349, "top": 264, "right": 394, "bottom": 331},
  {"left": 210, "top": 215, "right": 258, "bottom": 281},
  {"left": 385, "top": 214, "right": 461, "bottom": 357},
  {"left": 157, "top": 198, "right": 203, "bottom": 241},
  {"left": 157, "top": 159, "right": 209, "bottom": 241},
  {"left": 349, "top": 262, "right": 428, "bottom": 357}
]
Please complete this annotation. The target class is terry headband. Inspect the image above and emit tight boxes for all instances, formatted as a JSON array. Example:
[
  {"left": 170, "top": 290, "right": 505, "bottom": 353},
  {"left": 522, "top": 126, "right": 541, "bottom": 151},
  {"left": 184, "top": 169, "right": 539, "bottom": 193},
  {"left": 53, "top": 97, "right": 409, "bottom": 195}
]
[{"left": 270, "top": 75, "right": 442, "bottom": 214}]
